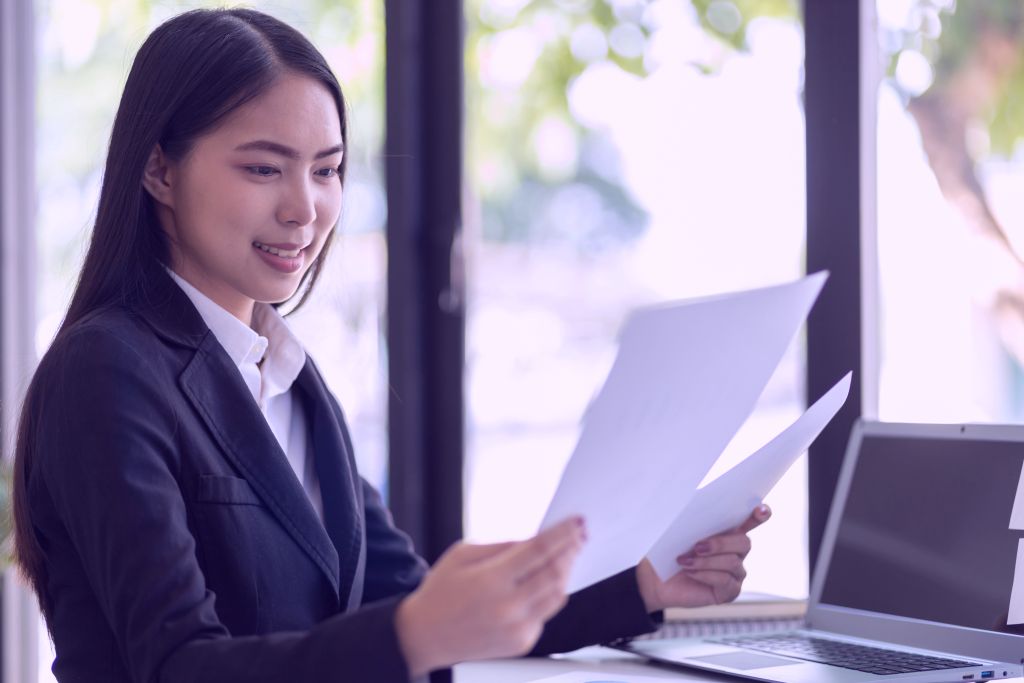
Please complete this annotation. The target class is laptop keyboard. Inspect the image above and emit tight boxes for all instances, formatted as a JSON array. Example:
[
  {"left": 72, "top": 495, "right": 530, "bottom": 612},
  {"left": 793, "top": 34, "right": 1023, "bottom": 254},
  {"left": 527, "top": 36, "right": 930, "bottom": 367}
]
[{"left": 713, "top": 634, "right": 982, "bottom": 675}]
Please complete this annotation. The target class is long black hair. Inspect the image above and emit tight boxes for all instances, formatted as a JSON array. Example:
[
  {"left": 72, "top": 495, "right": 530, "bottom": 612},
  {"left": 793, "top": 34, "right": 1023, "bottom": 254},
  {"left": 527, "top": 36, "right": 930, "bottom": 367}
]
[{"left": 13, "top": 7, "right": 348, "bottom": 623}]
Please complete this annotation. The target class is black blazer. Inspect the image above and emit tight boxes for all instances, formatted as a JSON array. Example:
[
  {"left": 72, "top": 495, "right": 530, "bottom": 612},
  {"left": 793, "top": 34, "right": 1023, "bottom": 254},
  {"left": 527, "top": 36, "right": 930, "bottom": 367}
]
[{"left": 24, "top": 269, "right": 658, "bottom": 683}]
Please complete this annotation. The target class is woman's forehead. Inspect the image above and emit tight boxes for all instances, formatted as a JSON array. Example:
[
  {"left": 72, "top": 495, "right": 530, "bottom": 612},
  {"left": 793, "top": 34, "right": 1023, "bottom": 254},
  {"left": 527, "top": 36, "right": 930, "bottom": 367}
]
[{"left": 206, "top": 73, "right": 343, "bottom": 155}]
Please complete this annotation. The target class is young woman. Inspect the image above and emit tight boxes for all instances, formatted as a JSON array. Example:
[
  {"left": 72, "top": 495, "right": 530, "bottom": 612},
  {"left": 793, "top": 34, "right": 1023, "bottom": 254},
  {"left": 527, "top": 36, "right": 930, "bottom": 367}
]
[{"left": 12, "top": 8, "right": 770, "bottom": 682}]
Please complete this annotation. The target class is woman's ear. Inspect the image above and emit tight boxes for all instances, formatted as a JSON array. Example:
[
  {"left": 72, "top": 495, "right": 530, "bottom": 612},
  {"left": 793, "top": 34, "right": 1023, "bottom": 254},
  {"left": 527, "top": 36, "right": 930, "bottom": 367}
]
[{"left": 141, "top": 144, "right": 175, "bottom": 207}]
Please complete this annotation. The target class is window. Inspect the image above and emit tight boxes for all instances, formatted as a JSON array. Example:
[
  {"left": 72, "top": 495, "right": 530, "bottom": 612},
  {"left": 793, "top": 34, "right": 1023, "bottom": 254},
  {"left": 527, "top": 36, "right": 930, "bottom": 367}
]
[
  {"left": 875, "top": 0, "right": 1024, "bottom": 424},
  {"left": 464, "top": 0, "right": 809, "bottom": 598},
  {"left": 2, "top": 0, "right": 40, "bottom": 679}
]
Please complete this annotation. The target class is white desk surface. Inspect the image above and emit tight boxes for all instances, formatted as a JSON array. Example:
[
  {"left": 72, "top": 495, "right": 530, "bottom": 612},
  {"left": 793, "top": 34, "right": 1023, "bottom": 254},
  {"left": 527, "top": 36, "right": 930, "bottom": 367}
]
[
  {"left": 453, "top": 646, "right": 1024, "bottom": 683},
  {"left": 453, "top": 646, "right": 731, "bottom": 682}
]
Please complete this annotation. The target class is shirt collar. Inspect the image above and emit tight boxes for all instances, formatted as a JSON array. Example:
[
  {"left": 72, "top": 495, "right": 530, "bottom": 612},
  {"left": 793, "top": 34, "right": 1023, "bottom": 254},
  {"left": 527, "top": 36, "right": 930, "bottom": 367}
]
[
  {"left": 167, "top": 270, "right": 267, "bottom": 368},
  {"left": 165, "top": 271, "right": 307, "bottom": 401},
  {"left": 252, "top": 301, "right": 307, "bottom": 401}
]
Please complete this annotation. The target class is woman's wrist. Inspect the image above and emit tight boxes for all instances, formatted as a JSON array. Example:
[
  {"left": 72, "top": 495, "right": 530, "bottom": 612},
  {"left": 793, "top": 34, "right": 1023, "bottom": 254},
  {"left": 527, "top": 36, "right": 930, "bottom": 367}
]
[
  {"left": 636, "top": 561, "right": 663, "bottom": 613},
  {"left": 395, "top": 593, "right": 436, "bottom": 679}
]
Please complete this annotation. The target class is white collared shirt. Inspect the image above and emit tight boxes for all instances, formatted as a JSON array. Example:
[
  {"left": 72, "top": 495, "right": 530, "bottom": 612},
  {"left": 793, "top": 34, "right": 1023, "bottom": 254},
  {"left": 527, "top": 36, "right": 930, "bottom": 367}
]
[{"left": 167, "top": 270, "right": 323, "bottom": 519}]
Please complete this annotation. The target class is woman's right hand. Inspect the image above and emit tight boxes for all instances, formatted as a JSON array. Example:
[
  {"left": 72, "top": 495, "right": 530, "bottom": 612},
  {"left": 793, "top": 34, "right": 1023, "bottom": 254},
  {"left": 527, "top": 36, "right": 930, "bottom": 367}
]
[{"left": 395, "top": 516, "right": 587, "bottom": 677}]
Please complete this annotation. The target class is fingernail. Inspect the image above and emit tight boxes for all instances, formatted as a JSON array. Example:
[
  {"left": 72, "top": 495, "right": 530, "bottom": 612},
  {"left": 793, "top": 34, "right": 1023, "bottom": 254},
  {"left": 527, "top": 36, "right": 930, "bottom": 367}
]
[
  {"left": 758, "top": 504, "right": 771, "bottom": 518},
  {"left": 694, "top": 541, "right": 711, "bottom": 555},
  {"left": 574, "top": 516, "right": 585, "bottom": 528},
  {"left": 678, "top": 556, "right": 695, "bottom": 567}
]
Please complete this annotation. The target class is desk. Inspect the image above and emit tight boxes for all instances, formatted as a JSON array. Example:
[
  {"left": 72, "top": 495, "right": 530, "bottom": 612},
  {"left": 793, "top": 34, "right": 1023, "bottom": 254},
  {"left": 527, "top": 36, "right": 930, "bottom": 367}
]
[
  {"left": 454, "top": 646, "right": 731, "bottom": 682},
  {"left": 453, "top": 646, "right": 1024, "bottom": 683}
]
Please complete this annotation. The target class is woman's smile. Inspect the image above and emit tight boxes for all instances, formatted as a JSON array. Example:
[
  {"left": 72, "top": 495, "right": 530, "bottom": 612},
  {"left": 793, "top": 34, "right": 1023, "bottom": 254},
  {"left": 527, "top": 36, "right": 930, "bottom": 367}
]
[{"left": 253, "top": 240, "right": 308, "bottom": 273}]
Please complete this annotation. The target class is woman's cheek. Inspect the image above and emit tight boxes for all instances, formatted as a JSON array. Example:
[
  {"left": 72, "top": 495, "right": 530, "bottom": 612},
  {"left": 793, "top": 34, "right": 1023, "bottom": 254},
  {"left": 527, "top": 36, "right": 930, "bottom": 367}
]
[
  {"left": 321, "top": 189, "right": 343, "bottom": 226},
  {"left": 309, "top": 226, "right": 334, "bottom": 262}
]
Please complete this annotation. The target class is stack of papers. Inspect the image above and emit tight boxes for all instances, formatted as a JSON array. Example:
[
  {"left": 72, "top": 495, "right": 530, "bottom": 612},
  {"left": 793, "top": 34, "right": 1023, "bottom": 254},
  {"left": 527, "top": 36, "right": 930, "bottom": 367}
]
[{"left": 538, "top": 272, "right": 851, "bottom": 592}]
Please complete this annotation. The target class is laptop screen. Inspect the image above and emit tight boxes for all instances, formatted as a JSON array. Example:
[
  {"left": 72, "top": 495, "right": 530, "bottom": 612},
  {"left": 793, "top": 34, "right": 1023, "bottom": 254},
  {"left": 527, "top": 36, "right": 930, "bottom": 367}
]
[{"left": 818, "top": 430, "right": 1024, "bottom": 635}]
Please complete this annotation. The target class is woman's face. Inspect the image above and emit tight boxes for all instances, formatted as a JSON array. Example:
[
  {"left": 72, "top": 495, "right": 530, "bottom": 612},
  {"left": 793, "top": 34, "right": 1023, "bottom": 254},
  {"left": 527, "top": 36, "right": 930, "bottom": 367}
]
[{"left": 147, "top": 72, "right": 344, "bottom": 323}]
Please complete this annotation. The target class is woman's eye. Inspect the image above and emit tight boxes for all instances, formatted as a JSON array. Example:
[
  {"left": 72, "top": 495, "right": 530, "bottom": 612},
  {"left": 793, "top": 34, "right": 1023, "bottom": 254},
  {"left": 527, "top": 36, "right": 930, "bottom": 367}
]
[{"left": 246, "top": 166, "right": 278, "bottom": 177}]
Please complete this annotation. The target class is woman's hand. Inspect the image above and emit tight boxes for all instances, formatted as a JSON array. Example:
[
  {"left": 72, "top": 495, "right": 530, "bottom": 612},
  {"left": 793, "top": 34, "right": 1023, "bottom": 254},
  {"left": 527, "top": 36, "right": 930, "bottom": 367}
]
[
  {"left": 395, "top": 517, "right": 587, "bottom": 677},
  {"left": 636, "top": 504, "right": 771, "bottom": 613}
]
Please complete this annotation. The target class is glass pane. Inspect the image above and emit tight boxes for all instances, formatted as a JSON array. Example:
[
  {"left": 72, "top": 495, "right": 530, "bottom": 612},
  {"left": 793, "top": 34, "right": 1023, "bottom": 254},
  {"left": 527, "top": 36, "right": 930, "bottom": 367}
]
[
  {"left": 34, "top": 2, "right": 385, "bottom": 679},
  {"left": 465, "top": 0, "right": 808, "bottom": 598},
  {"left": 876, "top": 1, "right": 1024, "bottom": 423}
]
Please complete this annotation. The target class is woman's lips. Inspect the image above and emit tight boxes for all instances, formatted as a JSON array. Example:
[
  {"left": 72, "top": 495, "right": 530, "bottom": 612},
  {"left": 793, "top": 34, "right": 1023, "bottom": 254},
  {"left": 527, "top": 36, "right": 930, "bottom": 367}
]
[{"left": 253, "top": 241, "right": 305, "bottom": 273}]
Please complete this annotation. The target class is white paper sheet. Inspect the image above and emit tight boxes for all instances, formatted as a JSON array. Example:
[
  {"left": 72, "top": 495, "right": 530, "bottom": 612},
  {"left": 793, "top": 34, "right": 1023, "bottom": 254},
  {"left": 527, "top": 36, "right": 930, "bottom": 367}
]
[
  {"left": 528, "top": 673, "right": 684, "bottom": 683},
  {"left": 1009, "top": 463, "right": 1024, "bottom": 531},
  {"left": 1008, "top": 539, "right": 1024, "bottom": 624},
  {"left": 645, "top": 372, "right": 851, "bottom": 580},
  {"left": 540, "top": 272, "right": 828, "bottom": 593}
]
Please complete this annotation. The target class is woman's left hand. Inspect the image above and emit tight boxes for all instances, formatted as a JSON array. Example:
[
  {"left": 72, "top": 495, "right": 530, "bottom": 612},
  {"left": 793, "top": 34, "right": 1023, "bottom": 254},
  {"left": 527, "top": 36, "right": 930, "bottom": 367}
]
[{"left": 635, "top": 504, "right": 772, "bottom": 613}]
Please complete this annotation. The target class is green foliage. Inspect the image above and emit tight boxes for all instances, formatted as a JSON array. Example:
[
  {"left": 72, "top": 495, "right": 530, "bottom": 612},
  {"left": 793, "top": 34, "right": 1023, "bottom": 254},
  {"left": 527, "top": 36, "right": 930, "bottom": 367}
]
[
  {"left": 690, "top": 0, "right": 798, "bottom": 54},
  {"left": 883, "top": 0, "right": 1024, "bottom": 158},
  {"left": 38, "top": 0, "right": 805, "bottom": 254},
  {"left": 465, "top": 0, "right": 799, "bottom": 249},
  {"left": 0, "top": 460, "right": 10, "bottom": 567},
  {"left": 991, "top": 63, "right": 1024, "bottom": 159}
]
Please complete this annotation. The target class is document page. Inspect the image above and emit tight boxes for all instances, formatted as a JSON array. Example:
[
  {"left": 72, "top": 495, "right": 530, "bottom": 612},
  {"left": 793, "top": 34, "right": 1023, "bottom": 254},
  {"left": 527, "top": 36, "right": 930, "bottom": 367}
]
[
  {"left": 1004, "top": 540, "right": 1024, "bottom": 624},
  {"left": 539, "top": 273, "right": 828, "bottom": 593},
  {"left": 646, "top": 372, "right": 851, "bottom": 580}
]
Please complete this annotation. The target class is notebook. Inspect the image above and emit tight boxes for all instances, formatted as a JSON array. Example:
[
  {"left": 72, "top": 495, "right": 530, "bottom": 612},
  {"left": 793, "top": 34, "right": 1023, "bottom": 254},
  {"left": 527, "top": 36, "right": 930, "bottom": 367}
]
[
  {"left": 633, "top": 592, "right": 806, "bottom": 640},
  {"left": 615, "top": 420, "right": 1024, "bottom": 682}
]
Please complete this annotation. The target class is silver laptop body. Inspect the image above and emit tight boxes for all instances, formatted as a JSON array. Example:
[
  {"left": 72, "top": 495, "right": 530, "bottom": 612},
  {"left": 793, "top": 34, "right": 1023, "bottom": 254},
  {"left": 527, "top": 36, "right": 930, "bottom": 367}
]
[{"left": 619, "top": 420, "right": 1024, "bottom": 682}]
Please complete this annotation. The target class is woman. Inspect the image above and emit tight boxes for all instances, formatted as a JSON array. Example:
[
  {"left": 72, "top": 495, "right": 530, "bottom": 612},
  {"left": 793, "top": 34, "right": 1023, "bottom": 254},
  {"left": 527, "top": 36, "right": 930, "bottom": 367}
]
[{"left": 12, "top": 8, "right": 770, "bottom": 682}]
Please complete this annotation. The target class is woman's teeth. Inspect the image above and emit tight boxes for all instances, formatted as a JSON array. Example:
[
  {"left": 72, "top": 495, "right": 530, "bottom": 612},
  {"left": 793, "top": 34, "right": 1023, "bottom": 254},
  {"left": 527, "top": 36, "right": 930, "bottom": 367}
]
[{"left": 254, "top": 242, "right": 301, "bottom": 258}]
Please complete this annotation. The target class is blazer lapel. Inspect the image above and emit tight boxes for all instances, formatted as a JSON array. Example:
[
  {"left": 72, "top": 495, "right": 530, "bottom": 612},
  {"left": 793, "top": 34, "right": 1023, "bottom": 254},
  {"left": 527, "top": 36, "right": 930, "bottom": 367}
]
[
  {"left": 131, "top": 268, "right": 346, "bottom": 602},
  {"left": 180, "top": 334, "right": 343, "bottom": 600},
  {"left": 294, "top": 360, "right": 366, "bottom": 611}
]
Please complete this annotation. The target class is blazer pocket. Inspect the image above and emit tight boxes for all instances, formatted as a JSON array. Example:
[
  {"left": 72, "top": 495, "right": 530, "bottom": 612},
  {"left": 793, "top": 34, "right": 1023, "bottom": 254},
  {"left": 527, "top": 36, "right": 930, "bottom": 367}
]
[
  {"left": 197, "top": 474, "right": 263, "bottom": 506},
  {"left": 193, "top": 474, "right": 263, "bottom": 634}
]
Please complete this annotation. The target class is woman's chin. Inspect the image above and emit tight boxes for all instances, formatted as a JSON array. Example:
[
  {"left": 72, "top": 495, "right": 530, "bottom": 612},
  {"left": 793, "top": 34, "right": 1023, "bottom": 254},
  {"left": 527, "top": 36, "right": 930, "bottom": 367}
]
[{"left": 248, "top": 281, "right": 305, "bottom": 307}]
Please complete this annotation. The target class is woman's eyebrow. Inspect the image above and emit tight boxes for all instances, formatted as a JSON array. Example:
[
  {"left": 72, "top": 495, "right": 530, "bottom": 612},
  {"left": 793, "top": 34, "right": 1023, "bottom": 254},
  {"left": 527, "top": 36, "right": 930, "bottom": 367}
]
[{"left": 234, "top": 139, "right": 344, "bottom": 160}]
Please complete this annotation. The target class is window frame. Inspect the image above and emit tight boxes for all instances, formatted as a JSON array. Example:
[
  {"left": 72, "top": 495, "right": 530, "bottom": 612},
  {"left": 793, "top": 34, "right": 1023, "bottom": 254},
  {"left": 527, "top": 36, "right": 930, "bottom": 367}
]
[
  {"left": 384, "top": 0, "right": 466, "bottom": 564},
  {"left": 803, "top": 0, "right": 873, "bottom": 573},
  {"left": 1, "top": 0, "right": 41, "bottom": 680}
]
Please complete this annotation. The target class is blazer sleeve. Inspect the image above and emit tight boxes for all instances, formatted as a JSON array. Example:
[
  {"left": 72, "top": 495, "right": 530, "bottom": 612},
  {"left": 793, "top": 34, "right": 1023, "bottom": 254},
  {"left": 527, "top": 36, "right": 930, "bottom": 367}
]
[
  {"left": 33, "top": 327, "right": 414, "bottom": 683},
  {"left": 528, "top": 568, "right": 664, "bottom": 656},
  {"left": 360, "top": 478, "right": 429, "bottom": 604}
]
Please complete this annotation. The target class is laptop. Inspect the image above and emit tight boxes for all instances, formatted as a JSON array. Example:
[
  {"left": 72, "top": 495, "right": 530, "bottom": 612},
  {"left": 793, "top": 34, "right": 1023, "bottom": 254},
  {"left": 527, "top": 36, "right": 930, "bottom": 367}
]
[{"left": 616, "top": 420, "right": 1024, "bottom": 682}]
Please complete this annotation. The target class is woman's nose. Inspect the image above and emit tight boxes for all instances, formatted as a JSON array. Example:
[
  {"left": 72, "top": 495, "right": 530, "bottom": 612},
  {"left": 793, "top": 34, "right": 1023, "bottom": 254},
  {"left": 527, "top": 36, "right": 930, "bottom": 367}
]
[{"left": 276, "top": 177, "right": 317, "bottom": 226}]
